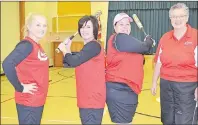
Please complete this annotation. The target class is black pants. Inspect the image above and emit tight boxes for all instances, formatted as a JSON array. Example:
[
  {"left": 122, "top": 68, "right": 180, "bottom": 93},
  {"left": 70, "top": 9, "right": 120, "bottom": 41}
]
[
  {"left": 106, "top": 82, "right": 138, "bottom": 123},
  {"left": 79, "top": 108, "right": 104, "bottom": 125},
  {"left": 16, "top": 103, "right": 44, "bottom": 124},
  {"left": 160, "top": 78, "right": 197, "bottom": 125}
]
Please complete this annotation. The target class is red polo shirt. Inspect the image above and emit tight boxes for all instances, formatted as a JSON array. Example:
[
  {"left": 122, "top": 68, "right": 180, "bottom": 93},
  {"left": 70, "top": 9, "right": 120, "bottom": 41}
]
[{"left": 154, "top": 24, "right": 197, "bottom": 82}]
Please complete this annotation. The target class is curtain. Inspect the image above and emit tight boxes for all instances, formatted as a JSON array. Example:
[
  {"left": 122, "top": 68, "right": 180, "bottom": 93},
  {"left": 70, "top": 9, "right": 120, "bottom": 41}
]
[{"left": 106, "top": 1, "right": 198, "bottom": 53}]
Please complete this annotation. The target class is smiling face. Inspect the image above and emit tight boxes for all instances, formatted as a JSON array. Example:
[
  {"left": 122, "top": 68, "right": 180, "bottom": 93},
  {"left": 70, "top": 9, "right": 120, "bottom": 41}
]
[
  {"left": 78, "top": 16, "right": 98, "bottom": 42},
  {"left": 114, "top": 17, "right": 131, "bottom": 35},
  {"left": 27, "top": 15, "right": 47, "bottom": 40},
  {"left": 169, "top": 8, "right": 188, "bottom": 29},
  {"left": 80, "top": 20, "right": 94, "bottom": 40},
  {"left": 169, "top": 3, "right": 189, "bottom": 30}
]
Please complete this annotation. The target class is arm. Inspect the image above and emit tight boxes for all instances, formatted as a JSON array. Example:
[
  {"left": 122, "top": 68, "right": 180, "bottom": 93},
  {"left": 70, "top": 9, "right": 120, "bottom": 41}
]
[
  {"left": 63, "top": 41, "right": 101, "bottom": 67},
  {"left": 113, "top": 33, "right": 153, "bottom": 53},
  {"left": 151, "top": 41, "right": 163, "bottom": 95},
  {"left": 152, "top": 43, "right": 163, "bottom": 84},
  {"left": 152, "top": 62, "right": 162, "bottom": 85},
  {"left": 2, "top": 41, "right": 33, "bottom": 92},
  {"left": 151, "top": 62, "right": 162, "bottom": 96}
]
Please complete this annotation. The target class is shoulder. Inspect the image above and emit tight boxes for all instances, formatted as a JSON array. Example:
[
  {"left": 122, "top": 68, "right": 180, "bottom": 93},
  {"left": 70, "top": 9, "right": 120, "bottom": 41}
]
[
  {"left": 83, "top": 41, "right": 101, "bottom": 55},
  {"left": 86, "top": 41, "right": 101, "bottom": 49},
  {"left": 191, "top": 27, "right": 197, "bottom": 37},
  {"left": 161, "top": 30, "right": 173, "bottom": 40},
  {"left": 15, "top": 40, "right": 33, "bottom": 52},
  {"left": 190, "top": 27, "right": 197, "bottom": 46},
  {"left": 159, "top": 30, "right": 173, "bottom": 45},
  {"left": 16, "top": 40, "right": 32, "bottom": 47}
]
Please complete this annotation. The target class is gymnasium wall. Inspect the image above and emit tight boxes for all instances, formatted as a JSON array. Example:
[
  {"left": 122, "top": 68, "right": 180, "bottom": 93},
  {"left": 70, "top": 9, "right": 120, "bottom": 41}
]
[
  {"left": 25, "top": 2, "right": 57, "bottom": 66},
  {"left": 1, "top": 2, "right": 20, "bottom": 74},
  {"left": 54, "top": 1, "right": 91, "bottom": 51},
  {"left": 1, "top": 2, "right": 109, "bottom": 73},
  {"left": 91, "top": 2, "right": 109, "bottom": 48}
]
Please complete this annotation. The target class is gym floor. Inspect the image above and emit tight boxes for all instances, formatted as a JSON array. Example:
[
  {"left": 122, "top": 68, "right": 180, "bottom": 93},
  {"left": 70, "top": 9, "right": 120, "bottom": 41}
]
[{"left": 1, "top": 55, "right": 162, "bottom": 124}]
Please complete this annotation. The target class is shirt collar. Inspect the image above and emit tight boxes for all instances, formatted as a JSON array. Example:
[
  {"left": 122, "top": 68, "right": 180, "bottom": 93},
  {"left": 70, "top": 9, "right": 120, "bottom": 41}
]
[{"left": 168, "top": 24, "right": 192, "bottom": 40}]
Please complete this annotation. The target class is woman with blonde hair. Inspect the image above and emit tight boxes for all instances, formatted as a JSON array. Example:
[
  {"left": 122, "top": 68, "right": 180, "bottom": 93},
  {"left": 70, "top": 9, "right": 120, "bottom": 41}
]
[{"left": 2, "top": 13, "right": 49, "bottom": 124}]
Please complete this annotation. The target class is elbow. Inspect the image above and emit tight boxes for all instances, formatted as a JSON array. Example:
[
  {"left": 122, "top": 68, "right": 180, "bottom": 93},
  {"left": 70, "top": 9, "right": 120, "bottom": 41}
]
[
  {"left": 2, "top": 59, "right": 8, "bottom": 71},
  {"left": 2, "top": 60, "right": 5, "bottom": 68},
  {"left": 2, "top": 59, "right": 12, "bottom": 75},
  {"left": 63, "top": 55, "right": 81, "bottom": 67},
  {"left": 69, "top": 62, "right": 80, "bottom": 67},
  {"left": 63, "top": 62, "right": 78, "bottom": 68},
  {"left": 64, "top": 60, "right": 80, "bottom": 67}
]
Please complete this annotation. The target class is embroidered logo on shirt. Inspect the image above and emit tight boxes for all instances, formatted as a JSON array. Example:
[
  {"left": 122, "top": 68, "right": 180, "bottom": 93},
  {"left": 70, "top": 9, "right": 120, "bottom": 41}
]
[
  {"left": 37, "top": 50, "right": 48, "bottom": 61},
  {"left": 184, "top": 41, "right": 193, "bottom": 46}
]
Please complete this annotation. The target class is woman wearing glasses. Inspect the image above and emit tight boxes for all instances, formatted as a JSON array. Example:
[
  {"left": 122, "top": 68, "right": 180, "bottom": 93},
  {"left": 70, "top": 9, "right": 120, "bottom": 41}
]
[{"left": 151, "top": 3, "right": 197, "bottom": 124}]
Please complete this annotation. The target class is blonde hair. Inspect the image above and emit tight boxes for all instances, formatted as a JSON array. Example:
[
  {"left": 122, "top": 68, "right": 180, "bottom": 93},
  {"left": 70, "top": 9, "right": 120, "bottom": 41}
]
[
  {"left": 22, "top": 13, "right": 47, "bottom": 38},
  {"left": 169, "top": 3, "right": 189, "bottom": 18}
]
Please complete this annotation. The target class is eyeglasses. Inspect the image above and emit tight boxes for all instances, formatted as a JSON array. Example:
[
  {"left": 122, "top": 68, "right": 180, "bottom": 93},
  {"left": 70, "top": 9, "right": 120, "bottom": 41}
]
[{"left": 170, "top": 15, "right": 187, "bottom": 19}]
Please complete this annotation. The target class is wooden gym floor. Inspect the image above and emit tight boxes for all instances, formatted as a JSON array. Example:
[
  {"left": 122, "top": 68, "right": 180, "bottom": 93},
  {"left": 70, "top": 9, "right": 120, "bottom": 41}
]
[{"left": 1, "top": 56, "right": 162, "bottom": 124}]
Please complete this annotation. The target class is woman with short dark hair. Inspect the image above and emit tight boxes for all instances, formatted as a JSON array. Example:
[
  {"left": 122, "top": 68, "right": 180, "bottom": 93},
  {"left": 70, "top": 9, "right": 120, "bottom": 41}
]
[{"left": 58, "top": 15, "right": 106, "bottom": 125}]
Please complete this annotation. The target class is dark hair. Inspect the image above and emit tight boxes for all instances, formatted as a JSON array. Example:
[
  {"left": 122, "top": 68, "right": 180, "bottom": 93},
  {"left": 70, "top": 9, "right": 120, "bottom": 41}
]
[{"left": 78, "top": 15, "right": 98, "bottom": 40}]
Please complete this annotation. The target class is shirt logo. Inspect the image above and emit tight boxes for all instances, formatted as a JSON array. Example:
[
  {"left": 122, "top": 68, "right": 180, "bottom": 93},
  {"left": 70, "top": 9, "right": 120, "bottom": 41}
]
[
  {"left": 184, "top": 41, "right": 193, "bottom": 46},
  {"left": 37, "top": 50, "right": 48, "bottom": 61}
]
